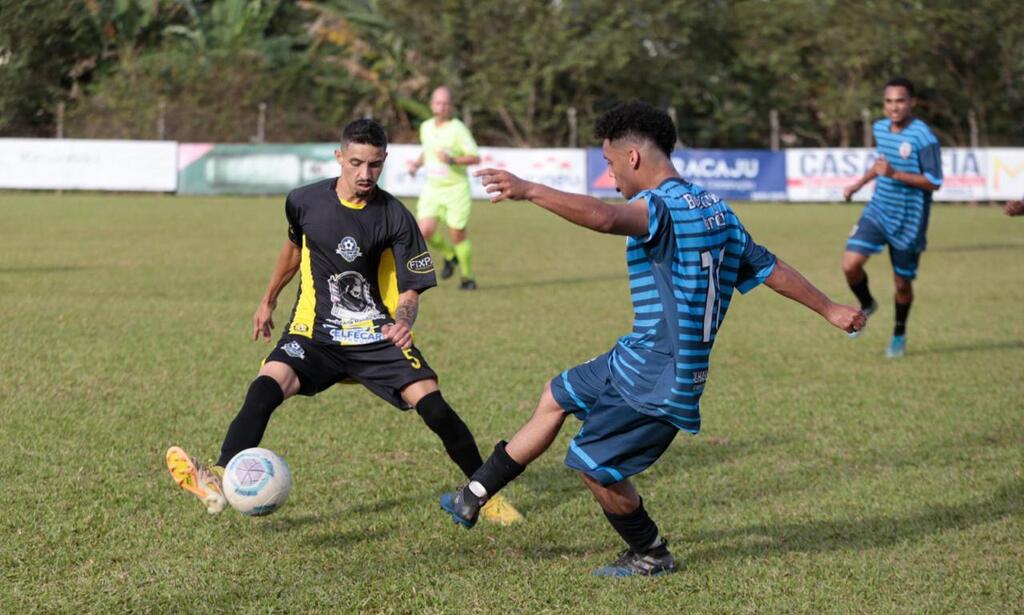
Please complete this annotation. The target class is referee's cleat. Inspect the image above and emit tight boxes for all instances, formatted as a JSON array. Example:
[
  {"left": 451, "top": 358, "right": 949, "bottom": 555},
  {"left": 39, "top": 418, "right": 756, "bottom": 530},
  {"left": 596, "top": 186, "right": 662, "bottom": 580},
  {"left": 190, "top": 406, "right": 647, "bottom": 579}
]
[
  {"left": 439, "top": 486, "right": 483, "bottom": 528},
  {"left": 591, "top": 543, "right": 678, "bottom": 577},
  {"left": 166, "top": 446, "right": 226, "bottom": 514},
  {"left": 459, "top": 278, "right": 478, "bottom": 291},
  {"left": 441, "top": 256, "right": 458, "bottom": 280},
  {"left": 886, "top": 334, "right": 906, "bottom": 358},
  {"left": 480, "top": 494, "right": 524, "bottom": 526},
  {"left": 847, "top": 300, "right": 878, "bottom": 339}
]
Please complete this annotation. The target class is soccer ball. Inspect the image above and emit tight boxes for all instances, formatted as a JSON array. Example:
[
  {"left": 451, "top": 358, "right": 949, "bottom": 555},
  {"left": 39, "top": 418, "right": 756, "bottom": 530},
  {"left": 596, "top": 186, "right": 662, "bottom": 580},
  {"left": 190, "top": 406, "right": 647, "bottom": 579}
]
[{"left": 223, "top": 447, "right": 292, "bottom": 516}]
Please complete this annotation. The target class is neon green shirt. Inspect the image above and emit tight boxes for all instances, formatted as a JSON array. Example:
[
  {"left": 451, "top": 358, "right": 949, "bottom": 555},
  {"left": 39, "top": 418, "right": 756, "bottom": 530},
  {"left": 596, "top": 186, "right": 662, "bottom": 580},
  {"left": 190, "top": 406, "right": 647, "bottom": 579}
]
[{"left": 419, "top": 118, "right": 479, "bottom": 187}]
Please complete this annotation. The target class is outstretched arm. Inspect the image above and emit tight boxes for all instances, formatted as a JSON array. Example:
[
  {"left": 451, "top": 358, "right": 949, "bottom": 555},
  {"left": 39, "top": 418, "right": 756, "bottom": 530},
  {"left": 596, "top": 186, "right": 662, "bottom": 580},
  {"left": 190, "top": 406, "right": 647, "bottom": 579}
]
[
  {"left": 475, "top": 168, "right": 648, "bottom": 236},
  {"left": 382, "top": 289, "right": 420, "bottom": 350},
  {"left": 764, "top": 258, "right": 866, "bottom": 333},
  {"left": 253, "top": 240, "right": 301, "bottom": 341}
]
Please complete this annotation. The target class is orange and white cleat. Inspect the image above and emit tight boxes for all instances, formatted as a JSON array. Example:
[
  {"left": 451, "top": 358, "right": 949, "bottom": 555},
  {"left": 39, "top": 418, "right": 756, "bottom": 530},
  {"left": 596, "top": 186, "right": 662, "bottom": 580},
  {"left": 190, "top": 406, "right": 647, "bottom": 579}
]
[{"left": 166, "top": 446, "right": 227, "bottom": 514}]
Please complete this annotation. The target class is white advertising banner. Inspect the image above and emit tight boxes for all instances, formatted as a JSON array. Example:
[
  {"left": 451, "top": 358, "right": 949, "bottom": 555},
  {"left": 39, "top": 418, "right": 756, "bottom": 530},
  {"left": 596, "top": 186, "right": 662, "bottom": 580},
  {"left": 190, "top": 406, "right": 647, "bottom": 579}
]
[
  {"left": 785, "top": 148, "right": 876, "bottom": 202},
  {"left": 382, "top": 145, "right": 587, "bottom": 199},
  {"left": 985, "top": 148, "right": 1024, "bottom": 200},
  {"left": 0, "top": 138, "right": 177, "bottom": 191},
  {"left": 786, "top": 147, "right": 991, "bottom": 202}
]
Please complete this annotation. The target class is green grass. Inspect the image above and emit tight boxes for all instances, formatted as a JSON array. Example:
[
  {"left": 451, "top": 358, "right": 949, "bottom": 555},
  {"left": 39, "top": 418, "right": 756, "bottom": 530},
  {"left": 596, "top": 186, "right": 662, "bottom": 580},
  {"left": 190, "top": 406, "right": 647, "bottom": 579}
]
[{"left": 1, "top": 192, "right": 1022, "bottom": 614}]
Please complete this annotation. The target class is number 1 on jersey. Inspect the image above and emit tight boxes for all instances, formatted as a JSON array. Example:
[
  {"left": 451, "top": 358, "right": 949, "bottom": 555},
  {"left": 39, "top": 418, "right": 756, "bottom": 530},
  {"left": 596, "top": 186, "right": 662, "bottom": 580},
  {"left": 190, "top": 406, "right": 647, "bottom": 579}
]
[{"left": 700, "top": 249, "right": 724, "bottom": 342}]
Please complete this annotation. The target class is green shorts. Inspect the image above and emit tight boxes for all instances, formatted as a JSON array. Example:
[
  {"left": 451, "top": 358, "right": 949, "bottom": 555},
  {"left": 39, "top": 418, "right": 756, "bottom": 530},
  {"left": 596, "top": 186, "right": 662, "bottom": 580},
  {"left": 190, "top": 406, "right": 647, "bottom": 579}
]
[{"left": 417, "top": 180, "right": 473, "bottom": 230}]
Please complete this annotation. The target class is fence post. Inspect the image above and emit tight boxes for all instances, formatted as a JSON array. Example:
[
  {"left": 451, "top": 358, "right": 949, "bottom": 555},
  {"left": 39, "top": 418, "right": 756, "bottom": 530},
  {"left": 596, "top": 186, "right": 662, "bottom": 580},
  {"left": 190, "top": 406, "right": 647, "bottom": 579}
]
[
  {"left": 567, "top": 106, "right": 577, "bottom": 148},
  {"left": 255, "top": 102, "right": 267, "bottom": 143},
  {"left": 769, "top": 109, "right": 779, "bottom": 151},
  {"left": 55, "top": 102, "right": 65, "bottom": 139},
  {"left": 968, "top": 109, "right": 979, "bottom": 148},
  {"left": 157, "top": 99, "right": 166, "bottom": 140},
  {"left": 462, "top": 106, "right": 472, "bottom": 130},
  {"left": 861, "top": 108, "right": 872, "bottom": 147}
]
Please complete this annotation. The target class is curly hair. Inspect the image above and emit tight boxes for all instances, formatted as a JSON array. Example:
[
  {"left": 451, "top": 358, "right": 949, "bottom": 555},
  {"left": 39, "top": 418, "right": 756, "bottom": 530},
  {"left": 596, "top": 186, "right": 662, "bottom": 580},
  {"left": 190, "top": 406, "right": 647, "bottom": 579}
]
[
  {"left": 341, "top": 119, "right": 388, "bottom": 148},
  {"left": 594, "top": 101, "right": 677, "bottom": 157}
]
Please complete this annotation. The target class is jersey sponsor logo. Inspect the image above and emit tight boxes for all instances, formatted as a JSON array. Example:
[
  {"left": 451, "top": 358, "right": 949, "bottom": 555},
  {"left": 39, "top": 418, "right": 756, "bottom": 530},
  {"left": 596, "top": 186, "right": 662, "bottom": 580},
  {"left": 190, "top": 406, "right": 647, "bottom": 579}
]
[
  {"left": 682, "top": 192, "right": 722, "bottom": 210},
  {"left": 406, "top": 251, "right": 435, "bottom": 274},
  {"left": 899, "top": 141, "right": 913, "bottom": 160},
  {"left": 329, "top": 328, "right": 385, "bottom": 344},
  {"left": 281, "top": 340, "right": 305, "bottom": 359},
  {"left": 291, "top": 323, "right": 309, "bottom": 333},
  {"left": 327, "top": 272, "right": 385, "bottom": 323},
  {"left": 336, "top": 236, "right": 363, "bottom": 262}
]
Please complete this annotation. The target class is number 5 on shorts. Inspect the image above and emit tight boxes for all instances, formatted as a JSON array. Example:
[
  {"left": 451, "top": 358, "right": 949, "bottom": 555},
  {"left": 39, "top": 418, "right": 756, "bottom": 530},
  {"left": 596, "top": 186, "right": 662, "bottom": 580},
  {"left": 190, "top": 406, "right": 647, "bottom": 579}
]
[{"left": 402, "top": 348, "right": 421, "bottom": 369}]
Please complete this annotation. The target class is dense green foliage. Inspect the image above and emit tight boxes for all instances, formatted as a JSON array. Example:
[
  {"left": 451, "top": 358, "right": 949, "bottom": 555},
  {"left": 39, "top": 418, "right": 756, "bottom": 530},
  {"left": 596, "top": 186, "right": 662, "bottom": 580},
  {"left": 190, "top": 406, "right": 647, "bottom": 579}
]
[
  {"left": 1, "top": 193, "right": 1022, "bottom": 612},
  {"left": 2, "top": 1, "right": 1022, "bottom": 146}
]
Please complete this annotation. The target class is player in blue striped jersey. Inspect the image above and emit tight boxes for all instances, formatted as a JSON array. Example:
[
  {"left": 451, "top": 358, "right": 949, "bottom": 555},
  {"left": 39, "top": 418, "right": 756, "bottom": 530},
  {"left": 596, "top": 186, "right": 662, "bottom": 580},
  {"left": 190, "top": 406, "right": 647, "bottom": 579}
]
[
  {"left": 843, "top": 77, "right": 942, "bottom": 358},
  {"left": 438, "top": 102, "right": 865, "bottom": 576}
]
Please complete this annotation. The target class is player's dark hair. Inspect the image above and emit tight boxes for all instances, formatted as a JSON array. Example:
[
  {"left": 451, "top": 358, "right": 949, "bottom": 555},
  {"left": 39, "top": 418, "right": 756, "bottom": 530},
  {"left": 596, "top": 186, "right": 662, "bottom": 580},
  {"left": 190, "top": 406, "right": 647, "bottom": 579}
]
[
  {"left": 341, "top": 119, "right": 388, "bottom": 148},
  {"left": 885, "top": 76, "right": 915, "bottom": 98},
  {"left": 594, "top": 101, "right": 677, "bottom": 157}
]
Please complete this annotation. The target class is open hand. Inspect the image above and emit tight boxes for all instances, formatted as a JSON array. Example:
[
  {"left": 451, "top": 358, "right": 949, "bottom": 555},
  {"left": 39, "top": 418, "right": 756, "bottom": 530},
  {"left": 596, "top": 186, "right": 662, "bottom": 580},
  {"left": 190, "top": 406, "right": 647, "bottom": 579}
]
[{"left": 473, "top": 168, "right": 530, "bottom": 202}]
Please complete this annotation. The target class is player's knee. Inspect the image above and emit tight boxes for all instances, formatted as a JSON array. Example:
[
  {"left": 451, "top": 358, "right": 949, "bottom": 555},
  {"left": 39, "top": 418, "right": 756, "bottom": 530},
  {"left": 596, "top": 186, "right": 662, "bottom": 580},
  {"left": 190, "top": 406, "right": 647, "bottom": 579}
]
[
  {"left": 841, "top": 254, "right": 864, "bottom": 276},
  {"left": 257, "top": 361, "right": 300, "bottom": 398},
  {"left": 415, "top": 390, "right": 461, "bottom": 432}
]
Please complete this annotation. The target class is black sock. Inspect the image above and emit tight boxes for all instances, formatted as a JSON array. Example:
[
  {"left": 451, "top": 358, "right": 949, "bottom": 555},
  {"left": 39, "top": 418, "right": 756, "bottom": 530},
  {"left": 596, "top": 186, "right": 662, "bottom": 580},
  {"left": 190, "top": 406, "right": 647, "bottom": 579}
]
[
  {"left": 467, "top": 440, "right": 526, "bottom": 498},
  {"left": 416, "top": 391, "right": 483, "bottom": 478},
  {"left": 604, "top": 497, "right": 662, "bottom": 554},
  {"left": 849, "top": 275, "right": 875, "bottom": 310},
  {"left": 894, "top": 301, "right": 911, "bottom": 336},
  {"left": 216, "top": 375, "right": 285, "bottom": 467}
]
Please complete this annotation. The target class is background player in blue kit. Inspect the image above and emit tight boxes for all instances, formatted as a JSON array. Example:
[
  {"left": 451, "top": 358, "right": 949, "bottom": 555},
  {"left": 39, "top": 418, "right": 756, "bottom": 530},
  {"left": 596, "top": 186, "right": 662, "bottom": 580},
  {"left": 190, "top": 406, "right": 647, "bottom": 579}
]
[
  {"left": 438, "top": 102, "right": 865, "bottom": 576},
  {"left": 842, "top": 77, "right": 942, "bottom": 358},
  {"left": 166, "top": 119, "right": 521, "bottom": 525}
]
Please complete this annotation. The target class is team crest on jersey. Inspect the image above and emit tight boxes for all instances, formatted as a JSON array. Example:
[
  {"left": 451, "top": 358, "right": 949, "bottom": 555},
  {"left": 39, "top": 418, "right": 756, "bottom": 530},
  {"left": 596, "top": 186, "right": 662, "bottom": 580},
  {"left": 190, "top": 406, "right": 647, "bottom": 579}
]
[
  {"left": 336, "top": 236, "right": 362, "bottom": 262},
  {"left": 406, "top": 251, "right": 435, "bottom": 274},
  {"left": 899, "top": 141, "right": 913, "bottom": 160},
  {"left": 281, "top": 341, "right": 305, "bottom": 359}
]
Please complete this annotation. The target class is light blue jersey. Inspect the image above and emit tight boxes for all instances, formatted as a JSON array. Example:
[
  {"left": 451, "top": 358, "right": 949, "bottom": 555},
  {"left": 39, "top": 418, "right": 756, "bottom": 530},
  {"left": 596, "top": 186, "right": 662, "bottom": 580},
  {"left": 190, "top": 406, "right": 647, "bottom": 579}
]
[
  {"left": 607, "top": 178, "right": 776, "bottom": 433},
  {"left": 864, "top": 118, "right": 942, "bottom": 251}
]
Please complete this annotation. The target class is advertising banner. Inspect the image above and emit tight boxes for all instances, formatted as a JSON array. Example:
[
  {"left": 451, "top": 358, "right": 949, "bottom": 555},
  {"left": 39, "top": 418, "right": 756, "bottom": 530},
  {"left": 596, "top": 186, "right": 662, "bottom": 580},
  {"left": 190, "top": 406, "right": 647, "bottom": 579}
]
[
  {"left": 984, "top": 148, "right": 1024, "bottom": 200},
  {"left": 383, "top": 145, "right": 587, "bottom": 199},
  {"left": 587, "top": 148, "right": 787, "bottom": 201},
  {"left": 0, "top": 138, "right": 177, "bottom": 191},
  {"left": 177, "top": 143, "right": 339, "bottom": 195},
  {"left": 785, "top": 147, "right": 990, "bottom": 202}
]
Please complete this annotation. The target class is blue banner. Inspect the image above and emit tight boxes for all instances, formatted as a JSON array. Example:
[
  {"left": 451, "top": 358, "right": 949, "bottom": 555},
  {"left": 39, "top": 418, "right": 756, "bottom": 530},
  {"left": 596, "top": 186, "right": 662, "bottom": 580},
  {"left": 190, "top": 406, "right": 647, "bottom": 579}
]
[{"left": 587, "top": 148, "right": 787, "bottom": 201}]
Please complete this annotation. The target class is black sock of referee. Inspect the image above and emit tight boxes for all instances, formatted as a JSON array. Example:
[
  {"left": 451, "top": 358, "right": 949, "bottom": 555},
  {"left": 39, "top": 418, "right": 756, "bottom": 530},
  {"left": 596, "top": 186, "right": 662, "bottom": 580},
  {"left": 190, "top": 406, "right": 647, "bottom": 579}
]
[
  {"left": 894, "top": 301, "right": 912, "bottom": 336},
  {"left": 464, "top": 440, "right": 526, "bottom": 500},
  {"left": 216, "top": 375, "right": 285, "bottom": 467},
  {"left": 604, "top": 497, "right": 665, "bottom": 554},
  {"left": 849, "top": 273, "right": 875, "bottom": 310},
  {"left": 415, "top": 391, "right": 483, "bottom": 478}
]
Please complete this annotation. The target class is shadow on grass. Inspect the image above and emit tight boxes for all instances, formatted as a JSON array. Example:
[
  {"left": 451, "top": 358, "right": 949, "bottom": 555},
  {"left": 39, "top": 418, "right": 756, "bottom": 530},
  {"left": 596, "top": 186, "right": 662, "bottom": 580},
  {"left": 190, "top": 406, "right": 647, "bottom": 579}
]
[
  {"left": 930, "top": 242, "right": 1024, "bottom": 253},
  {"left": 473, "top": 272, "right": 622, "bottom": 292},
  {"left": 688, "top": 479, "right": 1024, "bottom": 562},
  {"left": 913, "top": 340, "right": 1024, "bottom": 355}
]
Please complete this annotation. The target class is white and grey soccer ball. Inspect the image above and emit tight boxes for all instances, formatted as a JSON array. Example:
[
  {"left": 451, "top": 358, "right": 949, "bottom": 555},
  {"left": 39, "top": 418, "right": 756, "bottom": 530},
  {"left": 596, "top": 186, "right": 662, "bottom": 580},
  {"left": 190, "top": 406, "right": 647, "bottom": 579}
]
[{"left": 223, "top": 447, "right": 292, "bottom": 516}]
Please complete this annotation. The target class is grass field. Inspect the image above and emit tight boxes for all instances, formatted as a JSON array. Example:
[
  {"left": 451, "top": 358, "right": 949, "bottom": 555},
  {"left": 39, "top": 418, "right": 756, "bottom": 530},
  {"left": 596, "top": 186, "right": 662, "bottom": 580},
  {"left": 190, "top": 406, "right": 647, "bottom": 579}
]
[{"left": 1, "top": 192, "right": 1022, "bottom": 614}]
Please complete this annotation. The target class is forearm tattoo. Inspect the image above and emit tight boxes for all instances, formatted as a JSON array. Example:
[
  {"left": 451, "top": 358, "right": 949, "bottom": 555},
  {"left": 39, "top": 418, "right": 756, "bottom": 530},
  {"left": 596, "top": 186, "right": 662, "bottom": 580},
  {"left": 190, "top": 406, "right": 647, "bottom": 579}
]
[{"left": 394, "top": 298, "right": 418, "bottom": 328}]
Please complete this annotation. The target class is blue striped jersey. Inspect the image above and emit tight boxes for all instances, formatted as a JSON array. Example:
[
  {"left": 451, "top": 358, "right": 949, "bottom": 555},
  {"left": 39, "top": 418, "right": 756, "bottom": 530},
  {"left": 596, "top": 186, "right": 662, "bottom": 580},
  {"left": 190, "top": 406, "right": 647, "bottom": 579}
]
[
  {"left": 865, "top": 118, "right": 942, "bottom": 251},
  {"left": 608, "top": 178, "right": 777, "bottom": 433}
]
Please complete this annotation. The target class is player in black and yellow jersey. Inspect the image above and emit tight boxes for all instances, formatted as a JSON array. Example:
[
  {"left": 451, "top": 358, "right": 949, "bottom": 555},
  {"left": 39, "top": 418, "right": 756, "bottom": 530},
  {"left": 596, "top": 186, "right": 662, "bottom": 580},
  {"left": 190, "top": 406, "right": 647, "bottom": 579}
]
[{"left": 166, "top": 119, "right": 522, "bottom": 525}]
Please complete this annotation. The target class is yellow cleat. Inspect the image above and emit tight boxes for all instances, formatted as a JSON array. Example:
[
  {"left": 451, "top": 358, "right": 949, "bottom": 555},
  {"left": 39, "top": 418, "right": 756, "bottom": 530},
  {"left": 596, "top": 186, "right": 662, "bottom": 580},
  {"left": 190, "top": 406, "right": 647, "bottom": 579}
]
[
  {"left": 479, "top": 494, "right": 525, "bottom": 526},
  {"left": 166, "top": 446, "right": 227, "bottom": 514}
]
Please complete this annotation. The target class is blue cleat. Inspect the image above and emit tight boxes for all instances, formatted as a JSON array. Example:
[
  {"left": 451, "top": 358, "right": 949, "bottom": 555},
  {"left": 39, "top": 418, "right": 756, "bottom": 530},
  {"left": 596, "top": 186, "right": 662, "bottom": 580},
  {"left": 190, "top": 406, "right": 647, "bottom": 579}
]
[
  {"left": 440, "top": 488, "right": 481, "bottom": 529},
  {"left": 591, "top": 543, "right": 678, "bottom": 577},
  {"left": 886, "top": 334, "right": 906, "bottom": 358},
  {"left": 848, "top": 300, "right": 878, "bottom": 339}
]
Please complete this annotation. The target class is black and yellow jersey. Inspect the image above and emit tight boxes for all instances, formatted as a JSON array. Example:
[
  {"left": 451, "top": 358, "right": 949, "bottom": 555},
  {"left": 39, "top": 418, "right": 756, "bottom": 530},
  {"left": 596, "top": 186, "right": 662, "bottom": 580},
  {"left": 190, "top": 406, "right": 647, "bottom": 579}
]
[{"left": 283, "top": 178, "right": 436, "bottom": 345}]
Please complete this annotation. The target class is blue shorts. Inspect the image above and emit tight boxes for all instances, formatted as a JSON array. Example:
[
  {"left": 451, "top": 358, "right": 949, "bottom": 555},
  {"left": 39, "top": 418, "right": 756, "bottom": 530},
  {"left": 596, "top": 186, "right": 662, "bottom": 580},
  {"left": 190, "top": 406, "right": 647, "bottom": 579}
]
[
  {"left": 845, "top": 216, "right": 923, "bottom": 280},
  {"left": 549, "top": 353, "right": 678, "bottom": 486}
]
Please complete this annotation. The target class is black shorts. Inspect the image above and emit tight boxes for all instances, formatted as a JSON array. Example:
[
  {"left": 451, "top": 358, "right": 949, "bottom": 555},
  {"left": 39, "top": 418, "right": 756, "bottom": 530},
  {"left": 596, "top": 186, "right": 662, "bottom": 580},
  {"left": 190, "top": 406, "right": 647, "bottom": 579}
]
[{"left": 265, "top": 335, "right": 437, "bottom": 409}]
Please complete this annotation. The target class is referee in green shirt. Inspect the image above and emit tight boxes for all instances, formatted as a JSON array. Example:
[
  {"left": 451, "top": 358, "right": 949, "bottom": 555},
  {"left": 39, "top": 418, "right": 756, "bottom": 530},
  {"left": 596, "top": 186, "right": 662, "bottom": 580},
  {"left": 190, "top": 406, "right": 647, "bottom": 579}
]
[{"left": 407, "top": 86, "right": 481, "bottom": 290}]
